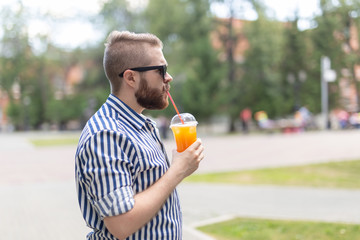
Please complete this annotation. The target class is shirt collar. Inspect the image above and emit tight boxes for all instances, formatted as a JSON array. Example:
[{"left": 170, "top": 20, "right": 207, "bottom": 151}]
[{"left": 106, "top": 94, "right": 150, "bottom": 130}]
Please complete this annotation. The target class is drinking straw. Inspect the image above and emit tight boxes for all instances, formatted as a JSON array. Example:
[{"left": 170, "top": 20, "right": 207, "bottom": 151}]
[{"left": 166, "top": 91, "right": 184, "bottom": 124}]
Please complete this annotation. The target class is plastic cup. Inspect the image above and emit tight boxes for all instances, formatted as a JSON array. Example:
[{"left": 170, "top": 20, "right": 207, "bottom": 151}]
[{"left": 170, "top": 113, "right": 198, "bottom": 152}]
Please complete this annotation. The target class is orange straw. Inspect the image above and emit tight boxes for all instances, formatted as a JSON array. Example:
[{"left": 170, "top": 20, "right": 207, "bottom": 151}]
[{"left": 167, "top": 91, "right": 184, "bottom": 124}]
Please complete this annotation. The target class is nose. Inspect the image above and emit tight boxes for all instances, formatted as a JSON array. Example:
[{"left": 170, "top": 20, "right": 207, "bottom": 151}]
[{"left": 164, "top": 72, "right": 173, "bottom": 83}]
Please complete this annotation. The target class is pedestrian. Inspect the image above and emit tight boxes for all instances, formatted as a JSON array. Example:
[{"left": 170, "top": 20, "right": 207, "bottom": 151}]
[
  {"left": 336, "top": 109, "right": 349, "bottom": 129},
  {"left": 158, "top": 115, "right": 170, "bottom": 139},
  {"left": 349, "top": 112, "right": 360, "bottom": 128},
  {"left": 255, "top": 110, "right": 270, "bottom": 129},
  {"left": 240, "top": 107, "right": 252, "bottom": 133},
  {"left": 75, "top": 30, "right": 204, "bottom": 240}
]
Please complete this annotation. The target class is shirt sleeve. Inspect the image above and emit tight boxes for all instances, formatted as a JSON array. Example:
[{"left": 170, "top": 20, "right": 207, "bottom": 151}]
[{"left": 81, "top": 130, "right": 136, "bottom": 219}]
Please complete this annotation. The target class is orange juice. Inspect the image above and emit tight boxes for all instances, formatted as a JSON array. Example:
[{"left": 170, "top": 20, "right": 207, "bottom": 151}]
[{"left": 170, "top": 124, "right": 197, "bottom": 152}]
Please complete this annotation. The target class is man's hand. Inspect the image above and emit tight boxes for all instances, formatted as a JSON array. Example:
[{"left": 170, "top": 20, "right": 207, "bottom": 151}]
[{"left": 170, "top": 138, "right": 205, "bottom": 179}]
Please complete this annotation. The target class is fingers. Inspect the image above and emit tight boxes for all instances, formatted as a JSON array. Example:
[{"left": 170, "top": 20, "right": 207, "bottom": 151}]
[
  {"left": 174, "top": 138, "right": 204, "bottom": 161},
  {"left": 197, "top": 145, "right": 205, "bottom": 161},
  {"left": 188, "top": 138, "right": 202, "bottom": 150},
  {"left": 191, "top": 139, "right": 204, "bottom": 162}
]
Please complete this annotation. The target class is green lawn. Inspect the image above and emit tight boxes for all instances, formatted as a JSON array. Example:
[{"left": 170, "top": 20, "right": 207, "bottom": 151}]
[
  {"left": 29, "top": 137, "right": 79, "bottom": 146},
  {"left": 186, "top": 159, "right": 360, "bottom": 189},
  {"left": 198, "top": 217, "right": 360, "bottom": 240},
  {"left": 190, "top": 160, "right": 360, "bottom": 239}
]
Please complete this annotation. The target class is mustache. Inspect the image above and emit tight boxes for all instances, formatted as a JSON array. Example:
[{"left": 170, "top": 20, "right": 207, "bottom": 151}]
[{"left": 164, "top": 85, "right": 170, "bottom": 92}]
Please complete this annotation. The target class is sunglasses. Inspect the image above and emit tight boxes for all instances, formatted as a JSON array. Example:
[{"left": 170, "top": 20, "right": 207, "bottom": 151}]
[{"left": 119, "top": 65, "right": 167, "bottom": 79}]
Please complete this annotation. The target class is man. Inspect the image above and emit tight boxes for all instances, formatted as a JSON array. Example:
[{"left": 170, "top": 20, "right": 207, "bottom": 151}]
[
  {"left": 75, "top": 30, "right": 204, "bottom": 240},
  {"left": 240, "top": 108, "right": 252, "bottom": 133}
]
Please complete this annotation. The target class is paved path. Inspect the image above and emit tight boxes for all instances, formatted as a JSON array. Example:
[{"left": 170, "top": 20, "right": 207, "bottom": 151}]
[
  {"left": 1, "top": 130, "right": 360, "bottom": 239},
  {"left": 184, "top": 130, "right": 360, "bottom": 173}
]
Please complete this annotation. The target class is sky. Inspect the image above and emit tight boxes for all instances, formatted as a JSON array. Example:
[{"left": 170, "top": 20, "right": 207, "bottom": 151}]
[
  {"left": 1, "top": 0, "right": 104, "bottom": 49},
  {"left": 0, "top": 0, "right": 321, "bottom": 49},
  {"left": 212, "top": 0, "right": 321, "bottom": 30}
]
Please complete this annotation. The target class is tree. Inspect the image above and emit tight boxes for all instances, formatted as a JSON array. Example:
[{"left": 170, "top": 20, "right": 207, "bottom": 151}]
[
  {"left": 0, "top": 3, "right": 93, "bottom": 130},
  {"left": 211, "top": 0, "right": 250, "bottom": 132},
  {"left": 311, "top": 0, "right": 360, "bottom": 112},
  {"left": 96, "top": 0, "right": 145, "bottom": 34},
  {"left": 0, "top": 3, "right": 38, "bottom": 129},
  {"left": 241, "top": 14, "right": 285, "bottom": 118},
  {"left": 76, "top": 0, "right": 144, "bottom": 113},
  {"left": 145, "top": 0, "right": 223, "bottom": 122},
  {"left": 280, "top": 16, "right": 315, "bottom": 114},
  {"left": 335, "top": 0, "right": 360, "bottom": 111},
  {"left": 210, "top": 0, "right": 287, "bottom": 132}
]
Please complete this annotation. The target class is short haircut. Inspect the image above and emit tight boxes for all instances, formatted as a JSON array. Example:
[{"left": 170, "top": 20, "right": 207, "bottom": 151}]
[{"left": 103, "top": 31, "right": 163, "bottom": 90}]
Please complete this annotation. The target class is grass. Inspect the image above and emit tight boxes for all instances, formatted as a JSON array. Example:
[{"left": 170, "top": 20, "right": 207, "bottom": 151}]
[
  {"left": 190, "top": 160, "right": 360, "bottom": 239},
  {"left": 29, "top": 137, "right": 79, "bottom": 147},
  {"left": 186, "top": 159, "right": 360, "bottom": 189},
  {"left": 197, "top": 217, "right": 360, "bottom": 240}
]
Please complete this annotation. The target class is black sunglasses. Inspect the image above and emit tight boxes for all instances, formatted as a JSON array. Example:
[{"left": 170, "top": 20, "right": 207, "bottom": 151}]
[{"left": 119, "top": 65, "right": 167, "bottom": 79}]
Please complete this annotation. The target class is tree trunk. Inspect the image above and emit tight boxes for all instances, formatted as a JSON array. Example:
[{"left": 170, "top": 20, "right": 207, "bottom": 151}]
[{"left": 227, "top": 9, "right": 236, "bottom": 133}]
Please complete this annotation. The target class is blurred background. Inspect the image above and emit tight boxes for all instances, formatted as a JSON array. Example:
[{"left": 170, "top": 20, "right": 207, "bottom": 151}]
[
  {"left": 1, "top": 0, "right": 360, "bottom": 134},
  {"left": 2, "top": 1, "right": 360, "bottom": 239}
]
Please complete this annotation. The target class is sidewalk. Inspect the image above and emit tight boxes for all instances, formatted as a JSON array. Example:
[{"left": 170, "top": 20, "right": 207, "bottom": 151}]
[
  {"left": 170, "top": 130, "right": 360, "bottom": 173},
  {"left": 1, "top": 130, "right": 360, "bottom": 239}
]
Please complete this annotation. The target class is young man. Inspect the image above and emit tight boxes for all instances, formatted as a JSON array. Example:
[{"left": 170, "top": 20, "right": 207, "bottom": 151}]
[{"left": 75, "top": 30, "right": 204, "bottom": 239}]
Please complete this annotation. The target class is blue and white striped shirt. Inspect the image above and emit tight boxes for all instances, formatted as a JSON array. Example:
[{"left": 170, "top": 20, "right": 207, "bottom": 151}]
[{"left": 75, "top": 94, "right": 182, "bottom": 239}]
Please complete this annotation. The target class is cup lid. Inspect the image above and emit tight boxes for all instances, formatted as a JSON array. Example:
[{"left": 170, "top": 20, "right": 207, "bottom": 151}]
[{"left": 170, "top": 113, "right": 198, "bottom": 126}]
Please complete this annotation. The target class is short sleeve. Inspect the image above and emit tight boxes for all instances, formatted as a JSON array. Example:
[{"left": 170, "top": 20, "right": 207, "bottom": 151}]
[{"left": 81, "top": 130, "right": 136, "bottom": 218}]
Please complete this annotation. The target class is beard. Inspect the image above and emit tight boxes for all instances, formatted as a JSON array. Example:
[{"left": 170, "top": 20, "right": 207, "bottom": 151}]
[{"left": 135, "top": 76, "right": 169, "bottom": 110}]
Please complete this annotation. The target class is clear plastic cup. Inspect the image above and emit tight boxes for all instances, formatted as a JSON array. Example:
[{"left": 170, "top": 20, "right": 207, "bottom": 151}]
[{"left": 170, "top": 113, "right": 198, "bottom": 152}]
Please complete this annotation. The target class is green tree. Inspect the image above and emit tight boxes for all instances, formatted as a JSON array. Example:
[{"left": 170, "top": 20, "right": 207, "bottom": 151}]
[
  {"left": 76, "top": 0, "right": 144, "bottom": 114},
  {"left": 0, "top": 3, "right": 93, "bottom": 130},
  {"left": 310, "top": 0, "right": 346, "bottom": 114},
  {"left": 310, "top": 0, "right": 360, "bottom": 114},
  {"left": 0, "top": 3, "right": 37, "bottom": 129},
  {"left": 211, "top": 0, "right": 250, "bottom": 132},
  {"left": 281, "top": 17, "right": 315, "bottom": 114},
  {"left": 46, "top": 95, "right": 85, "bottom": 129},
  {"left": 334, "top": 0, "right": 360, "bottom": 111},
  {"left": 97, "top": 0, "right": 144, "bottom": 34},
  {"left": 145, "top": 0, "right": 223, "bottom": 122},
  {"left": 211, "top": 0, "right": 287, "bottom": 132},
  {"left": 241, "top": 11, "right": 285, "bottom": 119}
]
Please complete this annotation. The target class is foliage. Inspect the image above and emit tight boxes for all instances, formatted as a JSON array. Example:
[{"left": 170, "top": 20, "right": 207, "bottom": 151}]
[
  {"left": 241, "top": 16, "right": 285, "bottom": 118},
  {"left": 145, "top": 0, "right": 223, "bottom": 122},
  {"left": 311, "top": 0, "right": 360, "bottom": 112},
  {"left": 2, "top": 0, "right": 360, "bottom": 131},
  {"left": 6, "top": 101, "right": 23, "bottom": 129},
  {"left": 0, "top": 4, "right": 48, "bottom": 129},
  {"left": 281, "top": 18, "right": 313, "bottom": 113},
  {"left": 46, "top": 95, "right": 85, "bottom": 125},
  {"left": 97, "top": 0, "right": 142, "bottom": 34}
]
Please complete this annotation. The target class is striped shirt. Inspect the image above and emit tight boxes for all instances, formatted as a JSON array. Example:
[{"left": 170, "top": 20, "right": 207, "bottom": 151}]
[{"left": 75, "top": 94, "right": 182, "bottom": 239}]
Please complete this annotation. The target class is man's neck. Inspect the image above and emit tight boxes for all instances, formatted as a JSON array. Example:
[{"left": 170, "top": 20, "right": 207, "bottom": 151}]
[{"left": 112, "top": 92, "right": 144, "bottom": 114}]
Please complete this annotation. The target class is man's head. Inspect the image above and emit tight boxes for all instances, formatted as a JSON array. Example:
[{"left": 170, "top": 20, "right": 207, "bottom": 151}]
[
  {"left": 103, "top": 31, "right": 172, "bottom": 112},
  {"left": 103, "top": 31, "right": 163, "bottom": 91}
]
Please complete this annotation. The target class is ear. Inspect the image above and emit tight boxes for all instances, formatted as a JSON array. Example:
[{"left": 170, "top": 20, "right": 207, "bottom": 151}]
[{"left": 123, "top": 70, "right": 138, "bottom": 88}]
